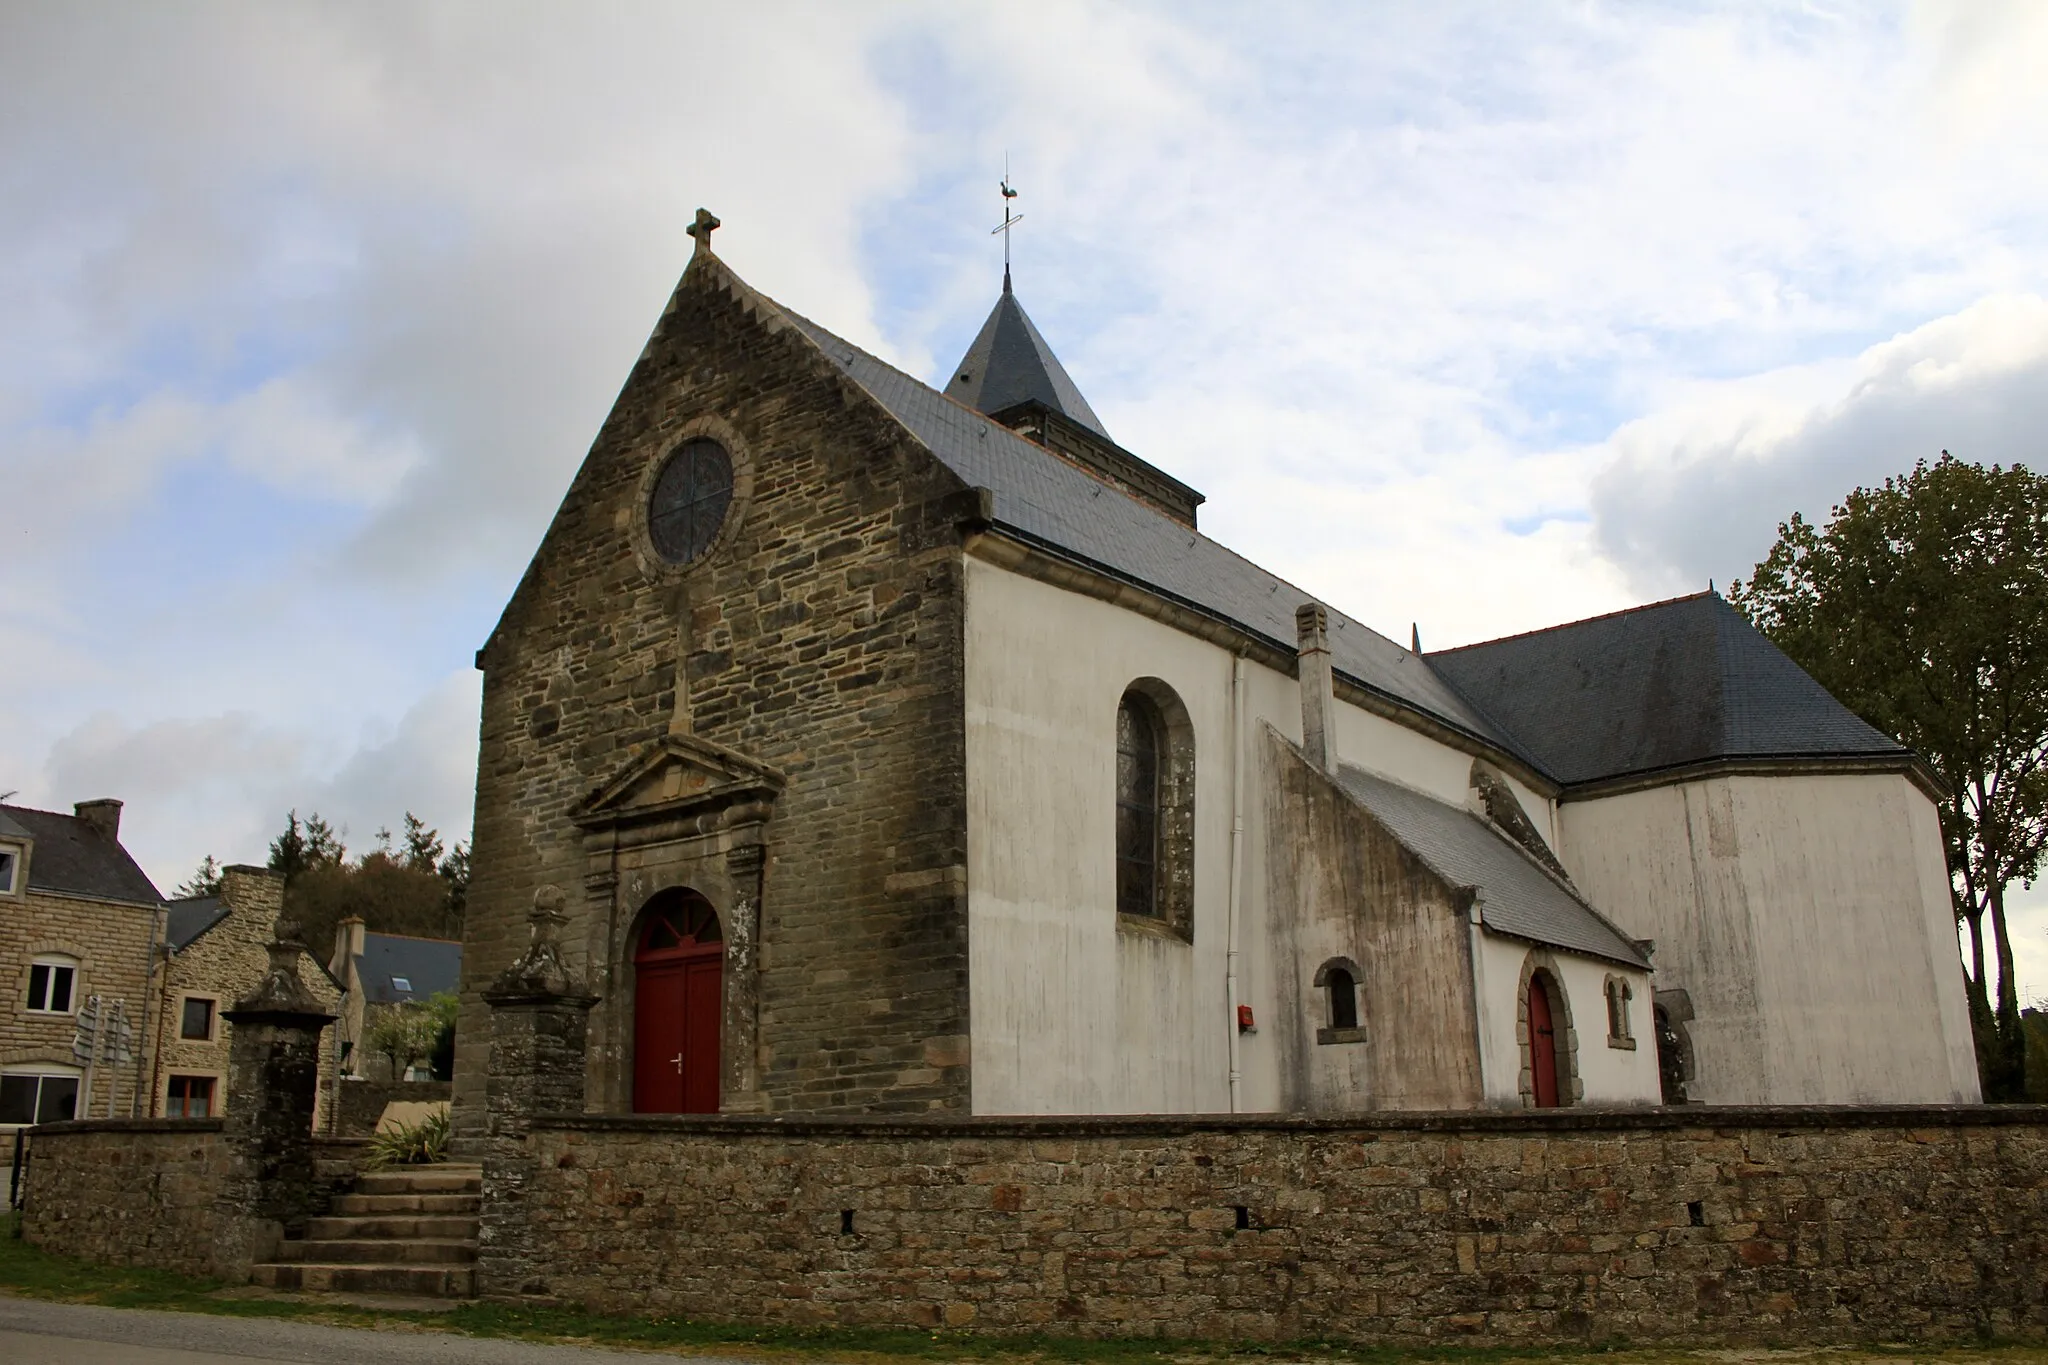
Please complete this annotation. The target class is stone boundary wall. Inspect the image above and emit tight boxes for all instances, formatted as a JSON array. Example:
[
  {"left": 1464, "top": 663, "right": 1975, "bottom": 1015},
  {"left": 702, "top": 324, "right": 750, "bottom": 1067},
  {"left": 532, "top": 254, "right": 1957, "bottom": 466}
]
[
  {"left": 19, "top": 1119, "right": 226, "bottom": 1279},
  {"left": 504, "top": 1106, "right": 2048, "bottom": 1346}
]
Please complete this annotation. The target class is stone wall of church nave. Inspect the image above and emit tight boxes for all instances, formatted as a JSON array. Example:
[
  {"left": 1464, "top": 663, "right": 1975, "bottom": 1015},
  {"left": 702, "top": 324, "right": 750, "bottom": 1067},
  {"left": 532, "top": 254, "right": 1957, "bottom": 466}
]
[{"left": 1556, "top": 772, "right": 1980, "bottom": 1105}]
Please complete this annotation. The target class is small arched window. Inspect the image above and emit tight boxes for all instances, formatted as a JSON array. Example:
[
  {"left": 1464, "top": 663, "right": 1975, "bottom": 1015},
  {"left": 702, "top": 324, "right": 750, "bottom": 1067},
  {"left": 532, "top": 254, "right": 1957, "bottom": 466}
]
[
  {"left": 1115, "top": 692, "right": 1163, "bottom": 920},
  {"left": 1313, "top": 957, "right": 1364, "bottom": 1044},
  {"left": 1327, "top": 967, "right": 1358, "bottom": 1030},
  {"left": 1604, "top": 975, "right": 1635, "bottom": 1048}
]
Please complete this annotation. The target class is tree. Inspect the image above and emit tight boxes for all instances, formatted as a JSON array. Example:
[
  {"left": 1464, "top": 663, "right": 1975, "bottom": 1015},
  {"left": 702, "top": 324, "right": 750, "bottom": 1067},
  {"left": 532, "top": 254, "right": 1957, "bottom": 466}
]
[
  {"left": 173, "top": 854, "right": 224, "bottom": 899},
  {"left": 261, "top": 808, "right": 467, "bottom": 957},
  {"left": 1730, "top": 452, "right": 2048, "bottom": 1100},
  {"left": 363, "top": 999, "right": 446, "bottom": 1079}
]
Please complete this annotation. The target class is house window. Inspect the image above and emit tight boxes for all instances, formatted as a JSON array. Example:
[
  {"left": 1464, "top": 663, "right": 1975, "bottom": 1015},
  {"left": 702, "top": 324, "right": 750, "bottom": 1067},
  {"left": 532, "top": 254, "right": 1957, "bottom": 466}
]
[
  {"left": 166, "top": 1075, "right": 215, "bottom": 1118},
  {"left": 0, "top": 1069, "right": 80, "bottom": 1125},
  {"left": 1113, "top": 679, "right": 1197, "bottom": 939},
  {"left": 1314, "top": 957, "right": 1366, "bottom": 1044},
  {"left": 0, "top": 844, "right": 20, "bottom": 895},
  {"left": 179, "top": 997, "right": 216, "bottom": 1041},
  {"left": 390, "top": 976, "right": 413, "bottom": 995},
  {"left": 26, "top": 956, "right": 77, "bottom": 1014},
  {"left": 1115, "top": 692, "right": 1163, "bottom": 919},
  {"left": 1604, "top": 975, "right": 1637, "bottom": 1050}
]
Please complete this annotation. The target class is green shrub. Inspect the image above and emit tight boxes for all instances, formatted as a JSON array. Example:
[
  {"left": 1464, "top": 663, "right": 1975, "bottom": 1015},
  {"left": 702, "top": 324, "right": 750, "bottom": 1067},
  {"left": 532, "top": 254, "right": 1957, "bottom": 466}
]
[{"left": 365, "top": 1105, "right": 451, "bottom": 1169}]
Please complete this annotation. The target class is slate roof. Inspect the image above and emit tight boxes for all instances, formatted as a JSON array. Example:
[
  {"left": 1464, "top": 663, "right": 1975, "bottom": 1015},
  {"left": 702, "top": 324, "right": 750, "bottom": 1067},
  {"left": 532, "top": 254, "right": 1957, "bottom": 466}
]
[
  {"left": 0, "top": 804, "right": 163, "bottom": 905},
  {"left": 358, "top": 932, "right": 462, "bottom": 1006},
  {"left": 942, "top": 287, "right": 1112, "bottom": 439},
  {"left": 166, "top": 895, "right": 229, "bottom": 950},
  {"left": 781, "top": 309, "right": 1518, "bottom": 756},
  {"left": 763, "top": 274, "right": 1912, "bottom": 794},
  {"left": 1428, "top": 593, "right": 1907, "bottom": 789},
  {"left": 1333, "top": 766, "right": 1649, "bottom": 967}
]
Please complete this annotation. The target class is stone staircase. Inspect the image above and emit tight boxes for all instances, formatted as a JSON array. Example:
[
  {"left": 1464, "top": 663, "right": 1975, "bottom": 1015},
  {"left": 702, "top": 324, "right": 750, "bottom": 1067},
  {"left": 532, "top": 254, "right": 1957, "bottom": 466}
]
[{"left": 251, "top": 1163, "right": 480, "bottom": 1297}]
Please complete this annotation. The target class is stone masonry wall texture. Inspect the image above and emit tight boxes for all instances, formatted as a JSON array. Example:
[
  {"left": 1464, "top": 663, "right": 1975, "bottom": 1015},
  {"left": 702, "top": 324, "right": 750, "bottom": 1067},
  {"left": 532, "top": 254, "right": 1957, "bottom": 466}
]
[
  {"left": 503, "top": 1109, "right": 2048, "bottom": 1347},
  {"left": 21, "top": 1120, "right": 225, "bottom": 1278},
  {"left": 458, "top": 247, "right": 972, "bottom": 1125}
]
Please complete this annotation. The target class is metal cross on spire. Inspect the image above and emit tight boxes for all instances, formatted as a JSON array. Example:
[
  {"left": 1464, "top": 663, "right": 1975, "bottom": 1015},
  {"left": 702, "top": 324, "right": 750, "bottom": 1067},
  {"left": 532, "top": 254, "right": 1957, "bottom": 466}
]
[{"left": 990, "top": 164, "right": 1022, "bottom": 294}]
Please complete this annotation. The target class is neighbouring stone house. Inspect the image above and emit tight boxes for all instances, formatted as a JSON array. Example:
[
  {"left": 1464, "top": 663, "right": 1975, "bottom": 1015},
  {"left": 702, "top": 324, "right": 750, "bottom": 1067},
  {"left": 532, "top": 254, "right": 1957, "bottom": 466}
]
[
  {"left": 326, "top": 917, "right": 462, "bottom": 1081},
  {"left": 2, "top": 800, "right": 162, "bottom": 1141},
  {"left": 452, "top": 213, "right": 1979, "bottom": 1129},
  {"left": 154, "top": 865, "right": 342, "bottom": 1122}
]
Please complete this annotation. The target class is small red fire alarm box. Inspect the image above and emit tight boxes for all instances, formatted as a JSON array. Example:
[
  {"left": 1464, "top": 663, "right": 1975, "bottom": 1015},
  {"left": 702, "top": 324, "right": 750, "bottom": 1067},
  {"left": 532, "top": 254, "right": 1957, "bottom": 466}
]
[{"left": 1236, "top": 1004, "right": 1256, "bottom": 1034}]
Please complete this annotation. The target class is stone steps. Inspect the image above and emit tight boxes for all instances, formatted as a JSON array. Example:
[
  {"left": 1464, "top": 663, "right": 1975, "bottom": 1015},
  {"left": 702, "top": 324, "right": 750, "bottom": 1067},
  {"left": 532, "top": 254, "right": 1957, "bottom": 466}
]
[
  {"left": 254, "top": 1163, "right": 481, "bottom": 1300},
  {"left": 249, "top": 1262, "right": 478, "bottom": 1297},
  {"left": 272, "top": 1237, "right": 478, "bottom": 1264}
]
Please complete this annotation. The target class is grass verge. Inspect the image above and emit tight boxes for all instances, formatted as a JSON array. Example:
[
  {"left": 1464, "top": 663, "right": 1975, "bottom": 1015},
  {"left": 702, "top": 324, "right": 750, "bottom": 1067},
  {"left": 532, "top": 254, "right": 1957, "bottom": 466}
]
[{"left": 2, "top": 1214, "right": 2039, "bottom": 1364}]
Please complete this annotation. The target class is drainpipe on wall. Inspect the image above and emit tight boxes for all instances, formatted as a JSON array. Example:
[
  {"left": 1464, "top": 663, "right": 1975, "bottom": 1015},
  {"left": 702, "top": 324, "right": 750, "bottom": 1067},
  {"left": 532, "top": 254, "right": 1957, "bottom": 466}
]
[
  {"left": 1295, "top": 603, "right": 1336, "bottom": 774},
  {"left": 131, "top": 902, "right": 167, "bottom": 1116},
  {"left": 1225, "top": 651, "right": 1247, "bottom": 1114}
]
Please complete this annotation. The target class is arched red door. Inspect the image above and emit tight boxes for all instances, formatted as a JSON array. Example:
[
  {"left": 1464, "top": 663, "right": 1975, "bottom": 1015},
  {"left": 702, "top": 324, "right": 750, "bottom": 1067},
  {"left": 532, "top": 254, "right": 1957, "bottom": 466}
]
[
  {"left": 1528, "top": 974, "right": 1560, "bottom": 1109},
  {"left": 633, "top": 890, "right": 723, "bottom": 1114}
]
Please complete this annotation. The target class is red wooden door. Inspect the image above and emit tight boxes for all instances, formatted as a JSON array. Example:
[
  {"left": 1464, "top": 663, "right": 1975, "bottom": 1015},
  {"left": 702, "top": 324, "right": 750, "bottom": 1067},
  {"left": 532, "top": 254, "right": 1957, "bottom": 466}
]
[
  {"left": 632, "top": 892, "right": 723, "bottom": 1114},
  {"left": 1529, "top": 975, "right": 1560, "bottom": 1109}
]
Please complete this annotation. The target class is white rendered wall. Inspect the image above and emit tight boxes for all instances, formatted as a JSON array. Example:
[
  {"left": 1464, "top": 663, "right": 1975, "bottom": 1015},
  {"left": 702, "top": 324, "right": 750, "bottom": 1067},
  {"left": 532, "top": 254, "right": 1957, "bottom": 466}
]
[
  {"left": 1470, "top": 929, "right": 1660, "bottom": 1107},
  {"left": 1555, "top": 773, "right": 1980, "bottom": 1105},
  {"left": 964, "top": 556, "right": 1565, "bottom": 1115}
]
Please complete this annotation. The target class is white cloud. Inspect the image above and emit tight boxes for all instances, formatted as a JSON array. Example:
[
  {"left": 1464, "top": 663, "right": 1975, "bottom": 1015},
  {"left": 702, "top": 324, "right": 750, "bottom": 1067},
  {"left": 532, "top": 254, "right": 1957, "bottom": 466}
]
[{"left": 1589, "top": 293, "right": 2048, "bottom": 593}]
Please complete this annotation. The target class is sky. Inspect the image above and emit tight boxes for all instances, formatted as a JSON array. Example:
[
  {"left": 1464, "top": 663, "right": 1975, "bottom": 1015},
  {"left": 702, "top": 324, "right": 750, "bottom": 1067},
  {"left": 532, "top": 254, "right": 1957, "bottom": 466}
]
[{"left": 3, "top": 1, "right": 2045, "bottom": 1002}]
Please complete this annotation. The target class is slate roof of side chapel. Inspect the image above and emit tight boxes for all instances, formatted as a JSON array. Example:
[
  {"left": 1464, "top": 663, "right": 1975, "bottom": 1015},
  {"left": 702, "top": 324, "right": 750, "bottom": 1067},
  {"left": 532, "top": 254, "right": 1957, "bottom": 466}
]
[
  {"left": 757, "top": 270, "right": 1905, "bottom": 795},
  {"left": 1333, "top": 767, "right": 1649, "bottom": 967},
  {"left": 0, "top": 804, "right": 163, "bottom": 905}
]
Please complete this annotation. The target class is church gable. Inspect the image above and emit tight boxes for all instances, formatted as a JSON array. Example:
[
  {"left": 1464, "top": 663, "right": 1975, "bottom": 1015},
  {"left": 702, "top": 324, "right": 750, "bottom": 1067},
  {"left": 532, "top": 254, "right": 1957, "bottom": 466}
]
[{"left": 459, "top": 217, "right": 984, "bottom": 1124}]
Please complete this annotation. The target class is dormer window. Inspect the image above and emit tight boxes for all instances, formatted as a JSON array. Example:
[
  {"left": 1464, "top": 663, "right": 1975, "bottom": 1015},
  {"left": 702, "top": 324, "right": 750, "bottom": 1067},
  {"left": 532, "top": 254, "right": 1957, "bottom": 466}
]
[{"left": 0, "top": 844, "right": 20, "bottom": 895}]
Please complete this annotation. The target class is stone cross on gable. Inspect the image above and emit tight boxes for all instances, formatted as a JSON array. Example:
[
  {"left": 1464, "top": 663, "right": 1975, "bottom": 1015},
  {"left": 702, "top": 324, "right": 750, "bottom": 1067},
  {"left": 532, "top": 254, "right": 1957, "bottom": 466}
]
[{"left": 687, "top": 207, "right": 721, "bottom": 252}]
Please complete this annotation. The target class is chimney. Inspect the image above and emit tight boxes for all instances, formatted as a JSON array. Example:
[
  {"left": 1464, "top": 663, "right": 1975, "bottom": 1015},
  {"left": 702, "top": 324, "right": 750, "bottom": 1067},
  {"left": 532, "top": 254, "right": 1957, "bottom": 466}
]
[
  {"left": 1296, "top": 602, "right": 1336, "bottom": 774},
  {"left": 332, "top": 915, "right": 367, "bottom": 981},
  {"left": 218, "top": 864, "right": 283, "bottom": 918},
  {"left": 73, "top": 798, "right": 123, "bottom": 842}
]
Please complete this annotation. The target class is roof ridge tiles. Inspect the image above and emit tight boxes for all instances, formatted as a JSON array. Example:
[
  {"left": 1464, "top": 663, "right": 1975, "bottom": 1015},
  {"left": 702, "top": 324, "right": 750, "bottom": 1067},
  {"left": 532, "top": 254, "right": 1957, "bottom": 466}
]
[{"left": 1426, "top": 590, "right": 1720, "bottom": 656}]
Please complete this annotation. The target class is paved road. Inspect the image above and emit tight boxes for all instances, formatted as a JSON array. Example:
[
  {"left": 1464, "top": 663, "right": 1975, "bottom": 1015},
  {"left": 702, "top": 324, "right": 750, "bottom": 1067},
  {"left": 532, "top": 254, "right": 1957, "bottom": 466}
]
[{"left": 0, "top": 1296, "right": 755, "bottom": 1364}]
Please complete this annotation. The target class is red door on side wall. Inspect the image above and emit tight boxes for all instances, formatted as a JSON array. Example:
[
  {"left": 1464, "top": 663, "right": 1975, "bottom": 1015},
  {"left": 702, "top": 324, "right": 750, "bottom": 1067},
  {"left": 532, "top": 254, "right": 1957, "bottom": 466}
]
[
  {"left": 1528, "top": 974, "right": 1560, "bottom": 1109},
  {"left": 632, "top": 890, "right": 724, "bottom": 1114}
]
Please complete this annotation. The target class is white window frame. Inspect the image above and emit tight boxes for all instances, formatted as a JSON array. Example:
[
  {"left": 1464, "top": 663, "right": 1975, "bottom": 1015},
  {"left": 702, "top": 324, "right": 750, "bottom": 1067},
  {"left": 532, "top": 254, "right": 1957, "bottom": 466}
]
[
  {"left": 0, "top": 1063, "right": 83, "bottom": 1127},
  {"left": 25, "top": 955, "right": 80, "bottom": 1014},
  {"left": 0, "top": 842, "right": 22, "bottom": 896}
]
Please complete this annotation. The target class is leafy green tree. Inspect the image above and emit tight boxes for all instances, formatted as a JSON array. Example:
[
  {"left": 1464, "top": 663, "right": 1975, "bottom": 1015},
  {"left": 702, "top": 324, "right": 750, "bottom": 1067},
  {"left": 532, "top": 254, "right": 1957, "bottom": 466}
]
[
  {"left": 173, "top": 854, "right": 224, "bottom": 899},
  {"left": 1731, "top": 452, "right": 2048, "bottom": 1100},
  {"left": 364, "top": 999, "right": 445, "bottom": 1079}
]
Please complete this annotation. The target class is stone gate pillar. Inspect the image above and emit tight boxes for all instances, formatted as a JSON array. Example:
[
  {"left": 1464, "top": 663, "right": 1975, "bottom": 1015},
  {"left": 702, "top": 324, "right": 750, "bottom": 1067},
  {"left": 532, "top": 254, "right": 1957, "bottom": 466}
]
[
  {"left": 213, "top": 912, "right": 335, "bottom": 1281},
  {"left": 477, "top": 886, "right": 599, "bottom": 1300}
]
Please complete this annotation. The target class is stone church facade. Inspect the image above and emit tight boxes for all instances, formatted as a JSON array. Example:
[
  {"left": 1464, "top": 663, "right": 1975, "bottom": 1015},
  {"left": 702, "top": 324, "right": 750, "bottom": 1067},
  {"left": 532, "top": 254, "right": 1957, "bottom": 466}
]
[{"left": 452, "top": 214, "right": 1980, "bottom": 1130}]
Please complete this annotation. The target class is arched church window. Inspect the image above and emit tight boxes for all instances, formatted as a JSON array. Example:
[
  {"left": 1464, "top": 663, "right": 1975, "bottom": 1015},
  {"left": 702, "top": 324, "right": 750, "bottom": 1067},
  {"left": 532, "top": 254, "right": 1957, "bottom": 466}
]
[
  {"left": 1113, "top": 680, "right": 1196, "bottom": 940},
  {"left": 1115, "top": 692, "right": 1163, "bottom": 920},
  {"left": 1326, "top": 967, "right": 1358, "bottom": 1030},
  {"left": 648, "top": 438, "right": 734, "bottom": 566},
  {"left": 1313, "top": 957, "right": 1365, "bottom": 1044},
  {"left": 1604, "top": 975, "right": 1635, "bottom": 1048}
]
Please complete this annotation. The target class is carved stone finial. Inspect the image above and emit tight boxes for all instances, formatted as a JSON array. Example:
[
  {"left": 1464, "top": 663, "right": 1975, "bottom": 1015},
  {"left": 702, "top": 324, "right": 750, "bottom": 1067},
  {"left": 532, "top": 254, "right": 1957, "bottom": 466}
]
[
  {"left": 491, "top": 884, "right": 582, "bottom": 997},
  {"left": 229, "top": 914, "right": 326, "bottom": 1015},
  {"left": 686, "top": 207, "right": 721, "bottom": 252}
]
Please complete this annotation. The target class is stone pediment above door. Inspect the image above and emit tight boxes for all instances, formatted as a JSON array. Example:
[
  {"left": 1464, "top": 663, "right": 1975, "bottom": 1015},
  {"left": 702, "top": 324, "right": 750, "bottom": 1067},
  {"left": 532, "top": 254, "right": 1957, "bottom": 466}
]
[{"left": 570, "top": 732, "right": 785, "bottom": 836}]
